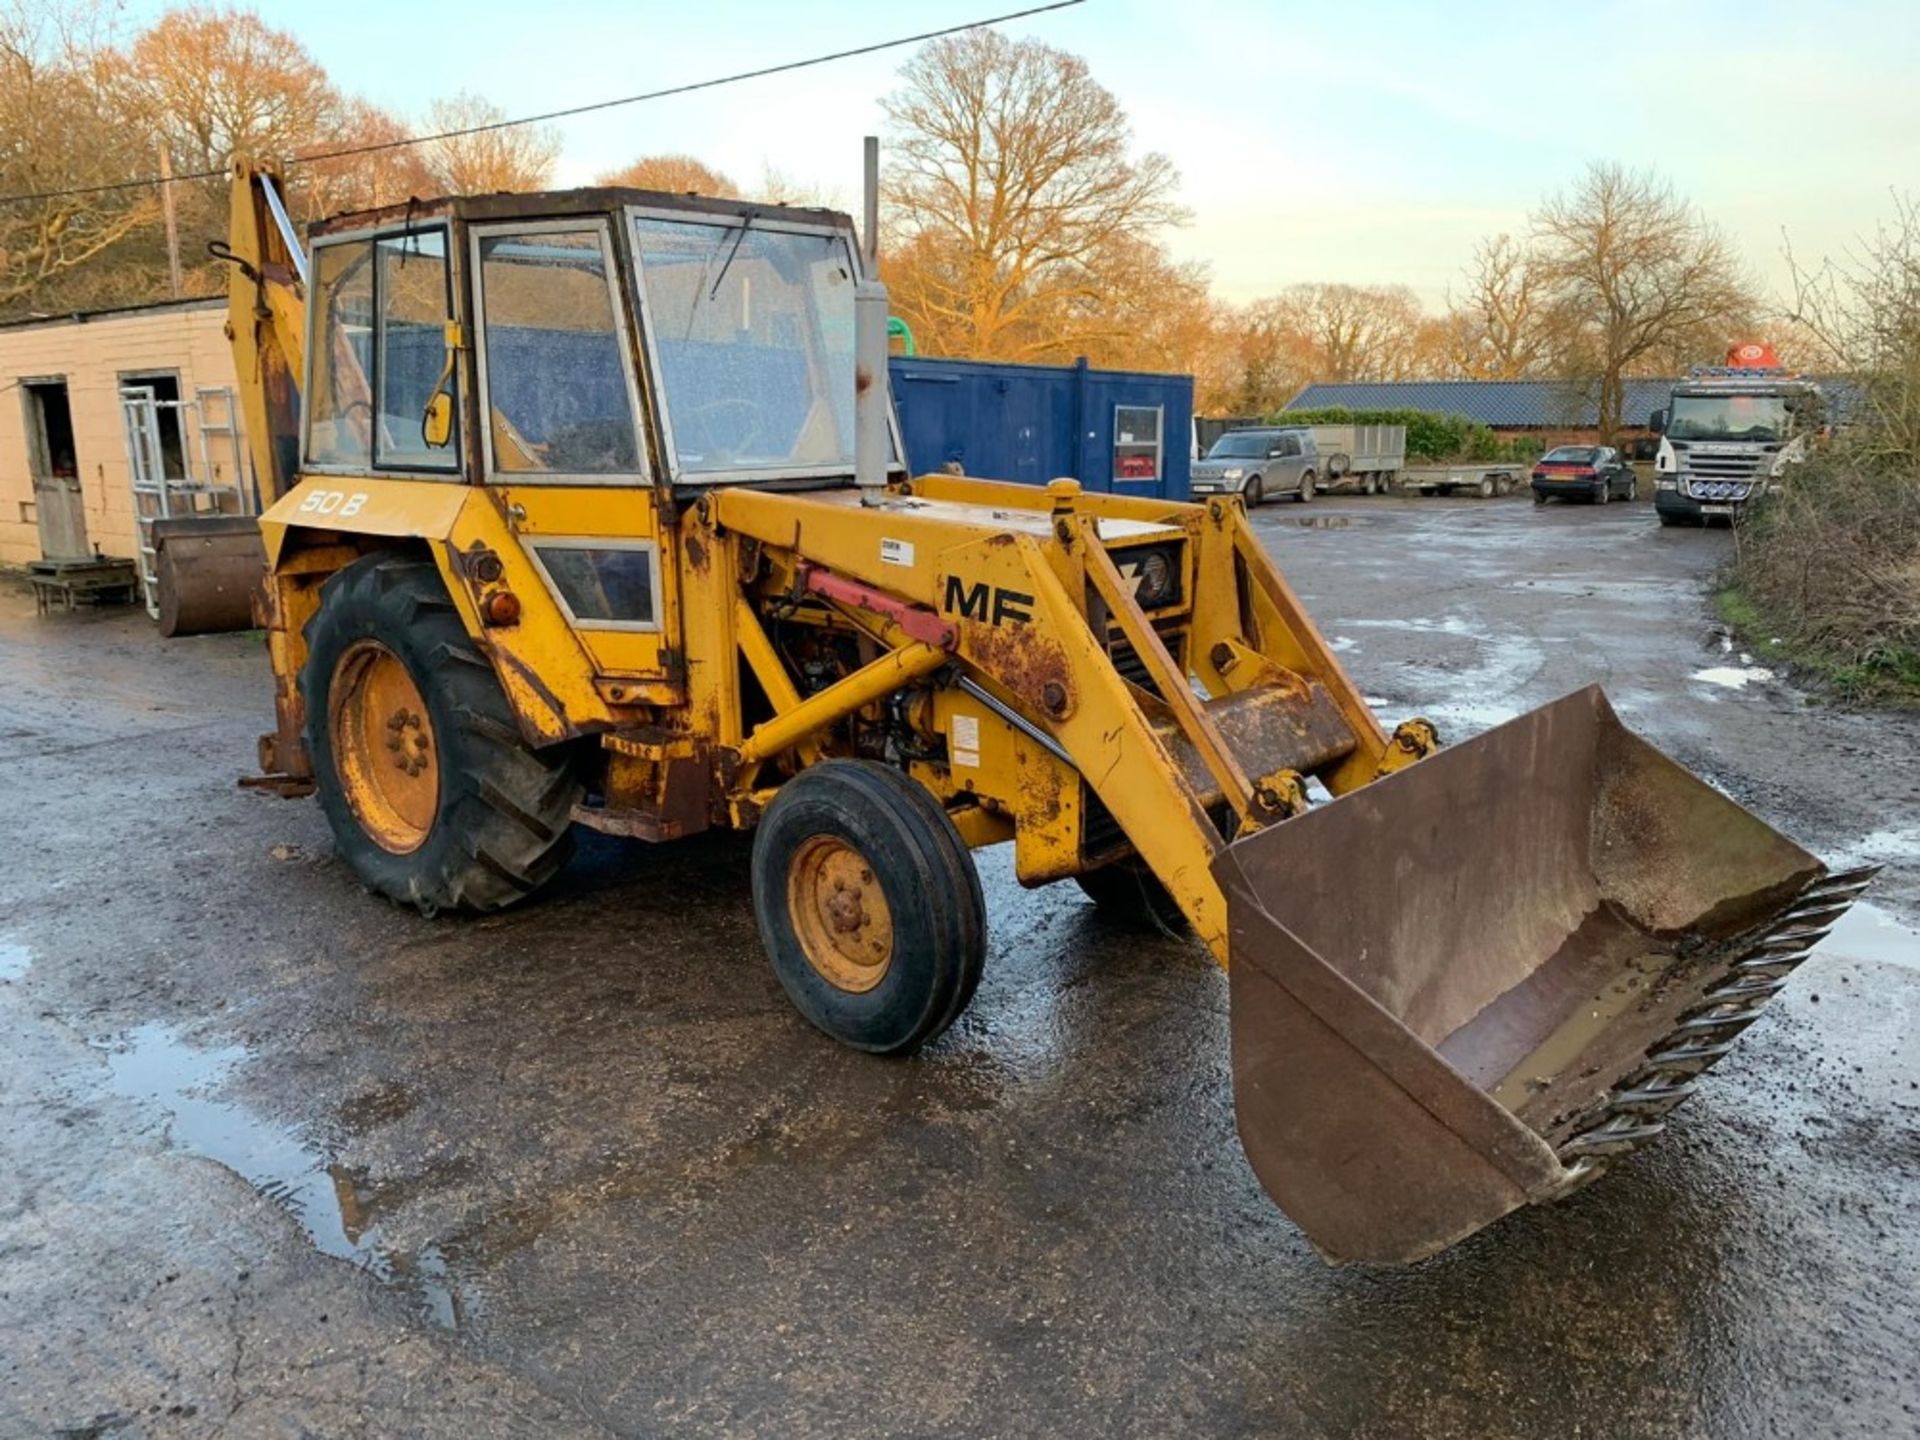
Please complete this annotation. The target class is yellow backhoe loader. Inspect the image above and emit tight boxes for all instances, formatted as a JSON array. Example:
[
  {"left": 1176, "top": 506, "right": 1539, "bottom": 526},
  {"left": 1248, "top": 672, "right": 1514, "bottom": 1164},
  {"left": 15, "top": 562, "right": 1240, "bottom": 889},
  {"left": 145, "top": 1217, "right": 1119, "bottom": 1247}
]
[{"left": 215, "top": 152, "right": 1874, "bottom": 1265}]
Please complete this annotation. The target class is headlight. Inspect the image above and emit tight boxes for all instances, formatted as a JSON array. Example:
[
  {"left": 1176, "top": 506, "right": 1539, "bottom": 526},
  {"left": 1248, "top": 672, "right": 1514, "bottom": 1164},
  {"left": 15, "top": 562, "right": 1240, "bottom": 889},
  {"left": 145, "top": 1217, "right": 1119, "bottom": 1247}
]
[
  {"left": 1222, "top": 467, "right": 1244, "bottom": 481},
  {"left": 1136, "top": 549, "right": 1174, "bottom": 606}
]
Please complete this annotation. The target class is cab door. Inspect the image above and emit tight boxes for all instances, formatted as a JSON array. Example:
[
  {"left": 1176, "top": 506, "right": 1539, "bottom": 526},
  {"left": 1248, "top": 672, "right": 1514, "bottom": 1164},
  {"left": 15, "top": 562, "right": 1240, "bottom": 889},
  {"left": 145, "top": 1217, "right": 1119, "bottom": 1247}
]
[{"left": 468, "top": 216, "right": 682, "bottom": 705}]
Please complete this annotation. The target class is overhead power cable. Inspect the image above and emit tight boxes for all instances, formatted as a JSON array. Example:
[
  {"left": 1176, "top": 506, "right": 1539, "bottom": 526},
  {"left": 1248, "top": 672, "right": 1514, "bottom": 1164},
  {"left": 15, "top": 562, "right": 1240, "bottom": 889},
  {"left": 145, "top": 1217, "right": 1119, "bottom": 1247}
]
[{"left": 0, "top": 0, "right": 1085, "bottom": 207}]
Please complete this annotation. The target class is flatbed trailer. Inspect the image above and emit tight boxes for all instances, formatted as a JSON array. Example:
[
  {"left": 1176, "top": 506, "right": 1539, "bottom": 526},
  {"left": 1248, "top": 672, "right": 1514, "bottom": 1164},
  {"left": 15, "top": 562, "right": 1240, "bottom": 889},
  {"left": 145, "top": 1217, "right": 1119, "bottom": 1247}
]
[{"left": 1393, "top": 464, "right": 1521, "bottom": 499}]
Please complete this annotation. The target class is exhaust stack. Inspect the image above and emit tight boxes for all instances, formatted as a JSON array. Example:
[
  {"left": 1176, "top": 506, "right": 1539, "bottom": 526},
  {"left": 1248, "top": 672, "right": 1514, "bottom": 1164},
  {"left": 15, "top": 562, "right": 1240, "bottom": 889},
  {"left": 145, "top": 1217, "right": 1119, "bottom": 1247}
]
[{"left": 854, "top": 135, "right": 889, "bottom": 507}]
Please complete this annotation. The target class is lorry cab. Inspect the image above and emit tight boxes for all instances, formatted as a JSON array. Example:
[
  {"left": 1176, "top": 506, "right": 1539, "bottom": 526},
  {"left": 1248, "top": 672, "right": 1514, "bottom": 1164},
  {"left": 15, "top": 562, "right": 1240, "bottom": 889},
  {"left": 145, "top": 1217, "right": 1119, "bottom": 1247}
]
[{"left": 1651, "top": 354, "right": 1823, "bottom": 527}]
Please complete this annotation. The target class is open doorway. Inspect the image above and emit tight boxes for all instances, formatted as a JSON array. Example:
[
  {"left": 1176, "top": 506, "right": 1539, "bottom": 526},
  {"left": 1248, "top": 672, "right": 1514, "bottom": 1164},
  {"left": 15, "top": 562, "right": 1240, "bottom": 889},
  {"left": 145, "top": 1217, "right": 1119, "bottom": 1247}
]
[{"left": 22, "top": 379, "right": 87, "bottom": 560}]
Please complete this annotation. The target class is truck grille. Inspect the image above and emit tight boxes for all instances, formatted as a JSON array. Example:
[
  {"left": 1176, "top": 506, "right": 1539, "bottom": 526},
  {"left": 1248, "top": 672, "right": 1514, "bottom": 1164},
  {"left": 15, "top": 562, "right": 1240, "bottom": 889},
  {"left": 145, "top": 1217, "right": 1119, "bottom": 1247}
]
[{"left": 1681, "top": 451, "right": 1765, "bottom": 479}]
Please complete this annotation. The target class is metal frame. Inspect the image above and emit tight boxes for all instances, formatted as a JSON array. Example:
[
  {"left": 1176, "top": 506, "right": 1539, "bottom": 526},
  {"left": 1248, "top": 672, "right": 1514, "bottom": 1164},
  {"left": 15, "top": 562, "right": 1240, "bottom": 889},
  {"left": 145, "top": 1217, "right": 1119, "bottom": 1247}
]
[
  {"left": 624, "top": 204, "right": 906, "bottom": 488},
  {"left": 469, "top": 216, "right": 651, "bottom": 487},
  {"left": 1113, "top": 402, "right": 1165, "bottom": 485},
  {"left": 301, "top": 221, "right": 465, "bottom": 480},
  {"left": 521, "top": 534, "right": 664, "bottom": 633}
]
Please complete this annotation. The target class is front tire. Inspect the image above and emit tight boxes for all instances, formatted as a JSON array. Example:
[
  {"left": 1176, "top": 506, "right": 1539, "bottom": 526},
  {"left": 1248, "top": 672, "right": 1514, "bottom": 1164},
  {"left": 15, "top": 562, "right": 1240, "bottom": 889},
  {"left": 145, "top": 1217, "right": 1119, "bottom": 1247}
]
[
  {"left": 752, "top": 760, "right": 985, "bottom": 1055},
  {"left": 301, "top": 551, "right": 582, "bottom": 915},
  {"left": 1243, "top": 473, "right": 1265, "bottom": 508}
]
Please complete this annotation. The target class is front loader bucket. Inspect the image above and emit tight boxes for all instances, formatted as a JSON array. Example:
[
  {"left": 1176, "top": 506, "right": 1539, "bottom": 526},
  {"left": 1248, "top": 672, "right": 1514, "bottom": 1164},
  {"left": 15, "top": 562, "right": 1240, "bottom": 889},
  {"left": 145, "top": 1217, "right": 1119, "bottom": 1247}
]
[{"left": 1215, "top": 685, "right": 1875, "bottom": 1266}]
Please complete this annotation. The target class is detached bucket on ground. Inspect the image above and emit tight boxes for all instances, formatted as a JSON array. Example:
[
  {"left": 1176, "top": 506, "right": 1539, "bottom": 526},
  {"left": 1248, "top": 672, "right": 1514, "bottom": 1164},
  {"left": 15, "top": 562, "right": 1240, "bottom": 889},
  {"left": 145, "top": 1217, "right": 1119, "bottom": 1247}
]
[{"left": 1215, "top": 685, "right": 1876, "bottom": 1266}]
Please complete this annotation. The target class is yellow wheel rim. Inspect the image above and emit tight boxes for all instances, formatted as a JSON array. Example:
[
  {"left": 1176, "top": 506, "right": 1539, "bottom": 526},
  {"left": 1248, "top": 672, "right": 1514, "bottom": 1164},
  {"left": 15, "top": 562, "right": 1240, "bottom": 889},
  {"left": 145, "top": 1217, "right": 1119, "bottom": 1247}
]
[
  {"left": 329, "top": 640, "right": 439, "bottom": 855},
  {"left": 786, "top": 835, "right": 895, "bottom": 993}
]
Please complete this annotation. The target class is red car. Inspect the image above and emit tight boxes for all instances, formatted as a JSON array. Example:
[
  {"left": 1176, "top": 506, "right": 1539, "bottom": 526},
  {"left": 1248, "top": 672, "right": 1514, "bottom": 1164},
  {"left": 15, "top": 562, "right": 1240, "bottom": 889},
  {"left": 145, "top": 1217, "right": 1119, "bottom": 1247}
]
[{"left": 1531, "top": 445, "right": 1638, "bottom": 505}]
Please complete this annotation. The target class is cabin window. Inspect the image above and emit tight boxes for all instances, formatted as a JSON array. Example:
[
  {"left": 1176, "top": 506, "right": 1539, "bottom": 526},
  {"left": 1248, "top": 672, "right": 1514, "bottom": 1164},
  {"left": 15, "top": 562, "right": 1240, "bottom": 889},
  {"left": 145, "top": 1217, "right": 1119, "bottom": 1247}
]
[
  {"left": 304, "top": 225, "right": 460, "bottom": 473},
  {"left": 473, "top": 221, "right": 645, "bottom": 479}
]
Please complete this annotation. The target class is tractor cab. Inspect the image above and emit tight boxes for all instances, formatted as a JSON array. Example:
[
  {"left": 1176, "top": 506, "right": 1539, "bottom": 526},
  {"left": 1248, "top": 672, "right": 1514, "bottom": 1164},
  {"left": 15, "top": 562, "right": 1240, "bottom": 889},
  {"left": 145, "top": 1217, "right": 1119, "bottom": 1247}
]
[{"left": 300, "top": 189, "right": 900, "bottom": 494}]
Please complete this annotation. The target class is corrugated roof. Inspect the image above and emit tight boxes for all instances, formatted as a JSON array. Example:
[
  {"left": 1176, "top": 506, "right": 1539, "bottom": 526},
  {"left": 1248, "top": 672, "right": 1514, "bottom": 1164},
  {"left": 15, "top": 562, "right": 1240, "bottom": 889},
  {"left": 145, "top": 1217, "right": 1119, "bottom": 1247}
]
[{"left": 1281, "top": 378, "right": 1680, "bottom": 428}]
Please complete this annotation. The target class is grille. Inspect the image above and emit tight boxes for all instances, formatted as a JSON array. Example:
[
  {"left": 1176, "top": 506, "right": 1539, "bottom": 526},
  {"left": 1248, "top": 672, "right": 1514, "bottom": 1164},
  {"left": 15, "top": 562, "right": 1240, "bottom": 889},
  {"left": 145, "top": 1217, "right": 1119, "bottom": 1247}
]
[
  {"left": 1682, "top": 451, "right": 1765, "bottom": 479},
  {"left": 1106, "top": 619, "right": 1187, "bottom": 697}
]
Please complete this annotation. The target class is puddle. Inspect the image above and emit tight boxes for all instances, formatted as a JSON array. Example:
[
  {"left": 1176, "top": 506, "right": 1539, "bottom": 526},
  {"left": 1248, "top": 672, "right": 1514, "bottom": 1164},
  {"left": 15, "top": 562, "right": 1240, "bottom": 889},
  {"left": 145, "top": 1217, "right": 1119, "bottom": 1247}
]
[
  {"left": 0, "top": 937, "right": 31, "bottom": 982},
  {"left": 99, "top": 1022, "right": 462, "bottom": 1328},
  {"left": 1293, "top": 515, "right": 1351, "bottom": 529},
  {"left": 1692, "top": 665, "right": 1775, "bottom": 690},
  {"left": 1818, "top": 901, "right": 1920, "bottom": 973},
  {"left": 1328, "top": 636, "right": 1358, "bottom": 653}
]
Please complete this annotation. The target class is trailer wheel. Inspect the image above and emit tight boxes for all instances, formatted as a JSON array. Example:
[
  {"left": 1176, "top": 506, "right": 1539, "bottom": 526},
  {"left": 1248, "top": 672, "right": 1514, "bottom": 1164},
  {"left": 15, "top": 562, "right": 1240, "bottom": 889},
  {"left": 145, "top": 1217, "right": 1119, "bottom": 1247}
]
[
  {"left": 301, "top": 551, "right": 582, "bottom": 916},
  {"left": 753, "top": 760, "right": 985, "bottom": 1055},
  {"left": 1073, "top": 861, "right": 1189, "bottom": 932},
  {"left": 1477, "top": 476, "right": 1495, "bottom": 499}
]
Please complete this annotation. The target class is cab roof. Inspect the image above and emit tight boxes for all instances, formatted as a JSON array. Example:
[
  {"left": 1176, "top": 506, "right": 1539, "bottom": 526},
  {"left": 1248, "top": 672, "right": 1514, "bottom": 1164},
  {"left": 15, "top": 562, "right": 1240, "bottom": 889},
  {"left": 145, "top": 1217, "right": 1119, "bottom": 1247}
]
[{"left": 307, "top": 185, "right": 856, "bottom": 240}]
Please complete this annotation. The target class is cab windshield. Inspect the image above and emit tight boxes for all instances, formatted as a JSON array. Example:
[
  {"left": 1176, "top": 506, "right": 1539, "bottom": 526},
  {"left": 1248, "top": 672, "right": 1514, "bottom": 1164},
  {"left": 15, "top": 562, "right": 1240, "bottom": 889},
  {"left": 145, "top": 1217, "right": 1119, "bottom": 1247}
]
[
  {"left": 1207, "top": 432, "right": 1280, "bottom": 459},
  {"left": 630, "top": 213, "right": 890, "bottom": 479},
  {"left": 1667, "top": 393, "right": 1789, "bottom": 442}
]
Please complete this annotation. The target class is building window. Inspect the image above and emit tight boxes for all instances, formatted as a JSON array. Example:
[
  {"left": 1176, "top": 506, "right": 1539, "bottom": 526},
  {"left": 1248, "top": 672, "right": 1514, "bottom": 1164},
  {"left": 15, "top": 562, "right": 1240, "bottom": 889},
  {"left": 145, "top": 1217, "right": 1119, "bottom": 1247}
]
[{"left": 1114, "top": 404, "right": 1162, "bottom": 482}]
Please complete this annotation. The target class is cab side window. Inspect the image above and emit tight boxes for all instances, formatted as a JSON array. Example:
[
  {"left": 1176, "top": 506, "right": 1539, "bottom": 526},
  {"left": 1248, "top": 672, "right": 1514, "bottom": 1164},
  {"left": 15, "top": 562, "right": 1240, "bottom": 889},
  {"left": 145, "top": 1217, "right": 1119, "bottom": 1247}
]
[{"left": 305, "top": 226, "right": 459, "bottom": 473}]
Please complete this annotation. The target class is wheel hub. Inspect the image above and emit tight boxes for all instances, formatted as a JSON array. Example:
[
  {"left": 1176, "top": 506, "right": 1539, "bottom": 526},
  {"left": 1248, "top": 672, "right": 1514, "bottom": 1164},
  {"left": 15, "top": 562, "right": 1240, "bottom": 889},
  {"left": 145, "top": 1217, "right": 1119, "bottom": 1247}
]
[
  {"left": 329, "top": 641, "right": 439, "bottom": 854},
  {"left": 787, "top": 835, "right": 894, "bottom": 993}
]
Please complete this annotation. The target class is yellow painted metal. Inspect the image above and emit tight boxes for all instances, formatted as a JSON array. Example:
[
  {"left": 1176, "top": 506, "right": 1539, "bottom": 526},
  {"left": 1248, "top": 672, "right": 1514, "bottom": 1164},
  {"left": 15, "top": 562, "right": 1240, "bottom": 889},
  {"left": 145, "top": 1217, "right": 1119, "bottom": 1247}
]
[
  {"left": 328, "top": 640, "right": 439, "bottom": 853},
  {"left": 224, "top": 160, "right": 306, "bottom": 509},
  {"left": 786, "top": 835, "right": 895, "bottom": 993},
  {"left": 736, "top": 638, "right": 949, "bottom": 769}
]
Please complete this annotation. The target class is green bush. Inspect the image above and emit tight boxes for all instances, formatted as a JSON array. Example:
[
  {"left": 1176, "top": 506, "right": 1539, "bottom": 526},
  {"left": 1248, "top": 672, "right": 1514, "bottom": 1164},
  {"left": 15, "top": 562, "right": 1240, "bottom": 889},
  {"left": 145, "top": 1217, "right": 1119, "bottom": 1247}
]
[{"left": 1267, "top": 405, "right": 1534, "bottom": 463}]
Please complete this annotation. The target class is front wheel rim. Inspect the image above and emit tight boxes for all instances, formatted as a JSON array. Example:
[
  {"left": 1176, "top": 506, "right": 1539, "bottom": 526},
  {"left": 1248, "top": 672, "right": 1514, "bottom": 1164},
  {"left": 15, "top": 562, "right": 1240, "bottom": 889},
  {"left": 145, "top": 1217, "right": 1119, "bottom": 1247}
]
[
  {"left": 787, "top": 834, "right": 895, "bottom": 993},
  {"left": 330, "top": 640, "right": 439, "bottom": 854}
]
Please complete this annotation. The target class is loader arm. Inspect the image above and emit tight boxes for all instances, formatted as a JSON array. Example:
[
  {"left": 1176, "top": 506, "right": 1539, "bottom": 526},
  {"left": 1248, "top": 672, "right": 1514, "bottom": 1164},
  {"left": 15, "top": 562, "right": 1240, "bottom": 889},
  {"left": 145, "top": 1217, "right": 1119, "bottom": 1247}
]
[{"left": 709, "top": 475, "right": 1403, "bottom": 964}]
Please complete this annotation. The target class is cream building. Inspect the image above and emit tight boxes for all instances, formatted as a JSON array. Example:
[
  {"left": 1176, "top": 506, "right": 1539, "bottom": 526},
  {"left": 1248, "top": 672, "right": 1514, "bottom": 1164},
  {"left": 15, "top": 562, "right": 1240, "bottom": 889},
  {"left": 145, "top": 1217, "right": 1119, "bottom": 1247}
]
[{"left": 0, "top": 297, "right": 251, "bottom": 572}]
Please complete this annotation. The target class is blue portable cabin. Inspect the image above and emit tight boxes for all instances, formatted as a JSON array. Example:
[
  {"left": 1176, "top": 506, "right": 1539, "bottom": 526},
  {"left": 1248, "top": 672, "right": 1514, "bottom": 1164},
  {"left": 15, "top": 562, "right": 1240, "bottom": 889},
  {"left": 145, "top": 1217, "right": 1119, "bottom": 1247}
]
[{"left": 887, "top": 354, "right": 1193, "bottom": 502}]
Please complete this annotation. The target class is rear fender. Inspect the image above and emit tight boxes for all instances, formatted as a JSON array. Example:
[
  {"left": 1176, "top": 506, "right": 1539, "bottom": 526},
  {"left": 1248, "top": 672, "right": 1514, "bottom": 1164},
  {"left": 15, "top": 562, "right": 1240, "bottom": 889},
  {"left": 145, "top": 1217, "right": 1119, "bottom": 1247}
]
[{"left": 261, "top": 477, "right": 614, "bottom": 748}]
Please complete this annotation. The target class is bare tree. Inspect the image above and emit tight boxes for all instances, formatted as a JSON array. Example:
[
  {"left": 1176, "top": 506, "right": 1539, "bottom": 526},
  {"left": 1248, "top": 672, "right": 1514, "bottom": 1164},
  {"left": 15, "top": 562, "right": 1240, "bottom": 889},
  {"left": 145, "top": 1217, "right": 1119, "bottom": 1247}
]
[
  {"left": 1786, "top": 195, "right": 1920, "bottom": 461},
  {"left": 1273, "top": 282, "right": 1426, "bottom": 381},
  {"left": 0, "top": 0, "right": 155, "bottom": 313},
  {"left": 300, "top": 98, "right": 434, "bottom": 217},
  {"left": 1532, "top": 163, "right": 1754, "bottom": 438},
  {"left": 881, "top": 29, "right": 1186, "bottom": 361},
  {"left": 596, "top": 153, "right": 737, "bottom": 196},
  {"left": 417, "top": 91, "right": 558, "bottom": 195},
  {"left": 1447, "top": 233, "right": 1556, "bottom": 379}
]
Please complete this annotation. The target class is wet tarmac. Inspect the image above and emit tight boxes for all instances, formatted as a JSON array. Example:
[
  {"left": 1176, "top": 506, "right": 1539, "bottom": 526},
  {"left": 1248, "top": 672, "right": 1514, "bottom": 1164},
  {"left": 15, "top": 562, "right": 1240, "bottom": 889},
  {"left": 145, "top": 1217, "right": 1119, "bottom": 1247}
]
[{"left": 2, "top": 493, "right": 1916, "bottom": 1438}]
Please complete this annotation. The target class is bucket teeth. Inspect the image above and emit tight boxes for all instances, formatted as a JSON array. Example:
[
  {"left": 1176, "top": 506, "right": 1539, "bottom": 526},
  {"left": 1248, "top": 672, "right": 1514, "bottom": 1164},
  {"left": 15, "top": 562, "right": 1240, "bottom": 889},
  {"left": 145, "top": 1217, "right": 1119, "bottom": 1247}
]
[
  {"left": 1644, "top": 1038, "right": 1737, "bottom": 1073},
  {"left": 1560, "top": 1116, "right": 1667, "bottom": 1158},
  {"left": 1608, "top": 1076, "right": 1698, "bottom": 1116},
  {"left": 1552, "top": 864, "right": 1876, "bottom": 1177}
]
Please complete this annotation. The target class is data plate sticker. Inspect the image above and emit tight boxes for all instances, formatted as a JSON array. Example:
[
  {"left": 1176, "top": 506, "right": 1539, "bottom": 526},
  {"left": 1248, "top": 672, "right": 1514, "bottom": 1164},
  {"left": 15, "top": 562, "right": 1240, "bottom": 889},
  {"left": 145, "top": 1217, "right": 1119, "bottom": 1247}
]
[
  {"left": 881, "top": 538, "right": 916, "bottom": 567},
  {"left": 951, "top": 713, "right": 981, "bottom": 767}
]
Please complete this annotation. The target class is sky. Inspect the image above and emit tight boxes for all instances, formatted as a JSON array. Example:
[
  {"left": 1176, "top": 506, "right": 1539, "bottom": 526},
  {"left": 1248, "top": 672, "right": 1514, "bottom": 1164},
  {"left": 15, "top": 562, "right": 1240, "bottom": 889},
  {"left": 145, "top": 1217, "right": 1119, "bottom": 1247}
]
[{"left": 144, "top": 0, "right": 1920, "bottom": 312}]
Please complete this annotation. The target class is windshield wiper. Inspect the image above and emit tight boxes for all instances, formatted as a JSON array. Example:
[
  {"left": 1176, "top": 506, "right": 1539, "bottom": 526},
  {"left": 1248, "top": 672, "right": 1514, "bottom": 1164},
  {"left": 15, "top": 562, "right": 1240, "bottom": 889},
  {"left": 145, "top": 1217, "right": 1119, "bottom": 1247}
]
[{"left": 708, "top": 210, "right": 758, "bottom": 303}]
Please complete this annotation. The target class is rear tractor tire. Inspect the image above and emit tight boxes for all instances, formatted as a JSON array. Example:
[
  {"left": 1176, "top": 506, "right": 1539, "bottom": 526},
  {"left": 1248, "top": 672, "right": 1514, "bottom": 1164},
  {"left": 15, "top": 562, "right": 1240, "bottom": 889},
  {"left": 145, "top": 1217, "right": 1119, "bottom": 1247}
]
[
  {"left": 301, "top": 551, "right": 583, "bottom": 916},
  {"left": 1073, "top": 860, "right": 1190, "bottom": 933},
  {"left": 752, "top": 760, "right": 986, "bottom": 1055}
]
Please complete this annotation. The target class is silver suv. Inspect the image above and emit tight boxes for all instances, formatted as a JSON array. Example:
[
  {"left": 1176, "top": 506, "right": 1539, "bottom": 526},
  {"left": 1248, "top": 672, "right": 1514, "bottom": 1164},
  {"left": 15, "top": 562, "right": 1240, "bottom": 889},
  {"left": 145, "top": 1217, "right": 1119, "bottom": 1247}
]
[{"left": 1189, "top": 427, "right": 1320, "bottom": 506}]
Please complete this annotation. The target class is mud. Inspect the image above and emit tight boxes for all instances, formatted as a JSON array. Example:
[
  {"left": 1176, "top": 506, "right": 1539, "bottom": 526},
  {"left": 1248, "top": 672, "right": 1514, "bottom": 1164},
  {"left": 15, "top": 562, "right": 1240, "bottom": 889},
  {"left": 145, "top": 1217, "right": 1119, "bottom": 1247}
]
[{"left": 2, "top": 494, "right": 1917, "bottom": 1438}]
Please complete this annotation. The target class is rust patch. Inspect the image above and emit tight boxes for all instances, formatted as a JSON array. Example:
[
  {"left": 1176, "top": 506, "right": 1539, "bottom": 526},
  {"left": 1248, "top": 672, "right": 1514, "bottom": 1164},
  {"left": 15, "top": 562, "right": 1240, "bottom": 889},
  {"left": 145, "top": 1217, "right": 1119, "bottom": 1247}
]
[
  {"left": 961, "top": 622, "right": 1073, "bottom": 717},
  {"left": 683, "top": 527, "right": 710, "bottom": 575},
  {"left": 484, "top": 644, "right": 581, "bottom": 741}
]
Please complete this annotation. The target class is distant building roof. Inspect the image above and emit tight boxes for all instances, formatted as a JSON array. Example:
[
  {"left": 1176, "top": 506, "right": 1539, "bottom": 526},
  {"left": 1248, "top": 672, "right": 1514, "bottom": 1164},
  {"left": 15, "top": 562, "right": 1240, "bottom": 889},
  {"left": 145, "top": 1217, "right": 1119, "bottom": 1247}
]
[{"left": 1281, "top": 378, "right": 1680, "bottom": 429}]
